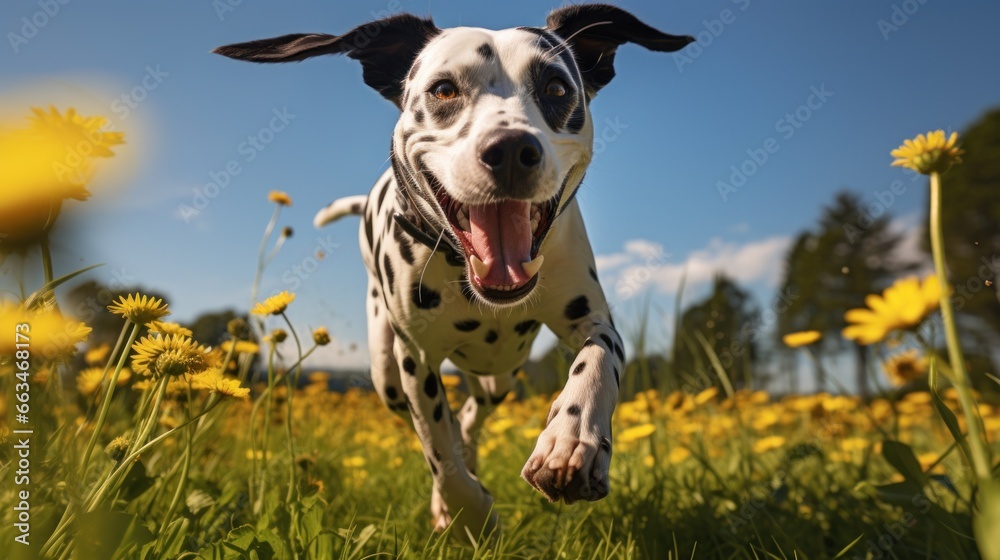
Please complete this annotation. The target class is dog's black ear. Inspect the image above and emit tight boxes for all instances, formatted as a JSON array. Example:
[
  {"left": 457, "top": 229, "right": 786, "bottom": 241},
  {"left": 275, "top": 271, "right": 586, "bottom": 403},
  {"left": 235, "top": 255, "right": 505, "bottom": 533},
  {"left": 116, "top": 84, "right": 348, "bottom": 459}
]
[
  {"left": 546, "top": 4, "right": 693, "bottom": 94},
  {"left": 213, "top": 14, "right": 440, "bottom": 107}
]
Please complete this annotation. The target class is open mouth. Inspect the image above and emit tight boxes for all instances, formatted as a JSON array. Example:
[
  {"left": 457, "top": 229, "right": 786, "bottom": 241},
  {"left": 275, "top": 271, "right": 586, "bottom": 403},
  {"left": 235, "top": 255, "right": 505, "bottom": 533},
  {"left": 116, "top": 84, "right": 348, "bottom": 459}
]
[{"left": 434, "top": 185, "right": 557, "bottom": 302}]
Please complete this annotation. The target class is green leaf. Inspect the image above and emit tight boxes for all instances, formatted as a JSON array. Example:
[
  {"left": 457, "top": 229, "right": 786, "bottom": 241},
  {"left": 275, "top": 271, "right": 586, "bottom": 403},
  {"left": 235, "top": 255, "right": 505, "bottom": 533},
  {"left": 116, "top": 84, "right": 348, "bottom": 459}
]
[
  {"left": 24, "top": 263, "right": 104, "bottom": 309},
  {"left": 976, "top": 481, "right": 1000, "bottom": 560},
  {"left": 929, "top": 358, "right": 975, "bottom": 473},
  {"left": 832, "top": 534, "right": 865, "bottom": 559},
  {"left": 882, "top": 440, "right": 928, "bottom": 487}
]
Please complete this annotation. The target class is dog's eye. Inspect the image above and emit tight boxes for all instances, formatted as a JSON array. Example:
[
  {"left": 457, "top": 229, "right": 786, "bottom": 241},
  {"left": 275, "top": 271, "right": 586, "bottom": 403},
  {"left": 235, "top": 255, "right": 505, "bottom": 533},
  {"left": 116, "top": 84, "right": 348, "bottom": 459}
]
[
  {"left": 544, "top": 78, "right": 568, "bottom": 98},
  {"left": 431, "top": 80, "right": 459, "bottom": 100}
]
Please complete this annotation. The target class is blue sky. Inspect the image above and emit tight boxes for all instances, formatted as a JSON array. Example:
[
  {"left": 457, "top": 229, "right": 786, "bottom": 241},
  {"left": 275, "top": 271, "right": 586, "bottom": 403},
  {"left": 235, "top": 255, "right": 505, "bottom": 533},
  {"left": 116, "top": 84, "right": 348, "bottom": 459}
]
[{"left": 2, "top": 1, "right": 998, "bottom": 379}]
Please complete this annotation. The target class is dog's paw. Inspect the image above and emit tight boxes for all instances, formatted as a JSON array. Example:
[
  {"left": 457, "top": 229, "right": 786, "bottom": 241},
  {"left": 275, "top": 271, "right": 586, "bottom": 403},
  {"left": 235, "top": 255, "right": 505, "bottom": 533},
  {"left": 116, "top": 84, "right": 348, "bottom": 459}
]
[{"left": 520, "top": 406, "right": 611, "bottom": 504}]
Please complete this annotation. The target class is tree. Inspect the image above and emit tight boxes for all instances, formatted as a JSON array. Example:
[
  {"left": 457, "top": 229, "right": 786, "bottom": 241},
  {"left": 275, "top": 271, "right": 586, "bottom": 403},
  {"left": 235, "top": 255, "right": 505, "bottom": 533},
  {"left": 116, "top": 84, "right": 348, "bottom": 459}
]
[
  {"left": 777, "top": 191, "right": 915, "bottom": 396},
  {"left": 672, "top": 274, "right": 760, "bottom": 391}
]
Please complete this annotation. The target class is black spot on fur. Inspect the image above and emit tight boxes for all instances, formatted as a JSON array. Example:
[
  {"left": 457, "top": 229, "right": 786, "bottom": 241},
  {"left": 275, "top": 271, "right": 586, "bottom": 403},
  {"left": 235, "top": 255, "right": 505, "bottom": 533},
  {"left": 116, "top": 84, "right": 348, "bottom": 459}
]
[
  {"left": 364, "top": 218, "right": 374, "bottom": 248},
  {"left": 613, "top": 343, "right": 625, "bottom": 362},
  {"left": 392, "top": 224, "right": 415, "bottom": 265},
  {"left": 402, "top": 129, "right": 415, "bottom": 144},
  {"left": 417, "top": 134, "right": 437, "bottom": 143},
  {"left": 565, "top": 296, "right": 590, "bottom": 320},
  {"left": 433, "top": 402, "right": 443, "bottom": 422},
  {"left": 572, "top": 362, "right": 586, "bottom": 375},
  {"left": 588, "top": 267, "right": 599, "bottom": 281},
  {"left": 583, "top": 338, "right": 594, "bottom": 348},
  {"left": 600, "top": 334, "right": 613, "bottom": 349},
  {"left": 385, "top": 386, "right": 398, "bottom": 400},
  {"left": 489, "top": 391, "right": 508, "bottom": 405},
  {"left": 424, "top": 371, "right": 439, "bottom": 398},
  {"left": 429, "top": 457, "right": 438, "bottom": 475},
  {"left": 408, "top": 59, "right": 421, "bottom": 80},
  {"left": 377, "top": 180, "right": 390, "bottom": 209},
  {"left": 373, "top": 305, "right": 379, "bottom": 317},
  {"left": 383, "top": 254, "right": 395, "bottom": 294},
  {"left": 457, "top": 122, "right": 472, "bottom": 138},
  {"left": 351, "top": 202, "right": 363, "bottom": 214},
  {"left": 414, "top": 109, "right": 425, "bottom": 124},
  {"left": 477, "top": 43, "right": 495, "bottom": 59},
  {"left": 428, "top": 97, "right": 464, "bottom": 128},
  {"left": 567, "top": 405, "right": 581, "bottom": 416},
  {"left": 484, "top": 330, "right": 498, "bottom": 344},
  {"left": 566, "top": 102, "right": 587, "bottom": 133},
  {"left": 371, "top": 288, "right": 378, "bottom": 298},
  {"left": 454, "top": 319, "right": 480, "bottom": 332},
  {"left": 403, "top": 357, "right": 416, "bottom": 376},
  {"left": 613, "top": 367, "right": 620, "bottom": 386},
  {"left": 515, "top": 319, "right": 538, "bottom": 336},
  {"left": 499, "top": 120, "right": 509, "bottom": 127},
  {"left": 475, "top": 396, "right": 486, "bottom": 405},
  {"left": 434, "top": 448, "right": 442, "bottom": 462},
  {"left": 412, "top": 283, "right": 442, "bottom": 309}
]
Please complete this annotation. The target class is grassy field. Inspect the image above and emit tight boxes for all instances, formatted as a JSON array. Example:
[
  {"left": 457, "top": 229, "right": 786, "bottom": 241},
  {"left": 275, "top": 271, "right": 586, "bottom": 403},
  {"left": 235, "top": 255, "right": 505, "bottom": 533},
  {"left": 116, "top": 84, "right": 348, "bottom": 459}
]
[
  {"left": 3, "top": 370, "right": 997, "bottom": 559},
  {"left": 2, "top": 114, "right": 998, "bottom": 558}
]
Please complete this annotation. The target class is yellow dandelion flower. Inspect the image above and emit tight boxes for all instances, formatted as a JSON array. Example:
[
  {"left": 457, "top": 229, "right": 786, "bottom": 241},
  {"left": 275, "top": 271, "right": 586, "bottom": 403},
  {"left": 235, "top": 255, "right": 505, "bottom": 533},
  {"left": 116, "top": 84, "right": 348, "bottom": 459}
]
[
  {"left": 883, "top": 350, "right": 928, "bottom": 386},
  {"left": 220, "top": 340, "right": 260, "bottom": 355},
  {"left": 131, "top": 334, "right": 210, "bottom": 377},
  {"left": 642, "top": 455, "right": 655, "bottom": 468},
  {"left": 618, "top": 423, "right": 656, "bottom": 443},
  {"left": 149, "top": 321, "right": 193, "bottom": 337},
  {"left": 251, "top": 291, "right": 295, "bottom": 316},
  {"left": 891, "top": 130, "right": 963, "bottom": 175},
  {"left": 441, "top": 375, "right": 462, "bottom": 389},
  {"left": 77, "top": 366, "right": 131, "bottom": 395},
  {"left": 752, "top": 435, "right": 786, "bottom": 454},
  {"left": 0, "top": 107, "right": 124, "bottom": 248},
  {"left": 108, "top": 293, "right": 170, "bottom": 325},
  {"left": 782, "top": 330, "right": 822, "bottom": 348},
  {"left": 694, "top": 386, "right": 719, "bottom": 405},
  {"left": 839, "top": 437, "right": 870, "bottom": 453},
  {"left": 268, "top": 190, "right": 292, "bottom": 206},
  {"left": 342, "top": 456, "right": 366, "bottom": 468},
  {"left": 84, "top": 343, "right": 112, "bottom": 366},
  {"left": 312, "top": 326, "right": 331, "bottom": 346},
  {"left": 489, "top": 418, "right": 514, "bottom": 434},
  {"left": 843, "top": 276, "right": 942, "bottom": 345},
  {"left": 0, "top": 304, "right": 91, "bottom": 360},
  {"left": 668, "top": 447, "right": 692, "bottom": 464},
  {"left": 192, "top": 368, "right": 250, "bottom": 399}
]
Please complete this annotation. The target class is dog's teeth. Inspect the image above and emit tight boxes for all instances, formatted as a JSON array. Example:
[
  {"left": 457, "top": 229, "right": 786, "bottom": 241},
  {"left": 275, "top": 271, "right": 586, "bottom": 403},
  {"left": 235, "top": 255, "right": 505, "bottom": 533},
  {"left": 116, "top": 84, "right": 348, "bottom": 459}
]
[
  {"left": 470, "top": 255, "right": 490, "bottom": 279},
  {"left": 522, "top": 255, "right": 544, "bottom": 278}
]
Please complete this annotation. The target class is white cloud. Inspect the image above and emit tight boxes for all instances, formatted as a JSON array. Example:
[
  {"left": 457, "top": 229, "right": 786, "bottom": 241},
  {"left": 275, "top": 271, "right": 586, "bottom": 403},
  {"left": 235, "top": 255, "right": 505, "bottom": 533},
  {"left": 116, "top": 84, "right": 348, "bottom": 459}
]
[{"left": 596, "top": 235, "right": 792, "bottom": 300}]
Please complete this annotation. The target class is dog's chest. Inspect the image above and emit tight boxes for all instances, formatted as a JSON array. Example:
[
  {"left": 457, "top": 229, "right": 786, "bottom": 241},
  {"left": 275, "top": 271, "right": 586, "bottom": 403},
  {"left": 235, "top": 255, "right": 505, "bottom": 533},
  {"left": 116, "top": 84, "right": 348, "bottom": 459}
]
[{"left": 361, "top": 176, "right": 544, "bottom": 375}]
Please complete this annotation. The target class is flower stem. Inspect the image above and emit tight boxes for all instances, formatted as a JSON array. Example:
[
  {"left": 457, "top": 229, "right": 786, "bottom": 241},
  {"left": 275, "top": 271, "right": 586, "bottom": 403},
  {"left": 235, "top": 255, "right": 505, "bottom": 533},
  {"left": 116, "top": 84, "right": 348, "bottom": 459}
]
[
  {"left": 40, "top": 233, "right": 54, "bottom": 285},
  {"left": 929, "top": 171, "right": 992, "bottom": 482},
  {"left": 79, "top": 321, "right": 141, "bottom": 476}
]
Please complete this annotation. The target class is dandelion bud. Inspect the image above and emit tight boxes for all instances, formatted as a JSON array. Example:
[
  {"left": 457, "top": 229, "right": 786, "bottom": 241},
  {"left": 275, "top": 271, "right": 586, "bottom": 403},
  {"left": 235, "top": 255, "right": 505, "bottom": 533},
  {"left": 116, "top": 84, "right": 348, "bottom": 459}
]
[
  {"left": 105, "top": 436, "right": 130, "bottom": 462},
  {"left": 282, "top": 226, "right": 294, "bottom": 238},
  {"left": 312, "top": 327, "right": 331, "bottom": 346},
  {"left": 271, "top": 329, "right": 288, "bottom": 343},
  {"left": 227, "top": 318, "right": 250, "bottom": 339}
]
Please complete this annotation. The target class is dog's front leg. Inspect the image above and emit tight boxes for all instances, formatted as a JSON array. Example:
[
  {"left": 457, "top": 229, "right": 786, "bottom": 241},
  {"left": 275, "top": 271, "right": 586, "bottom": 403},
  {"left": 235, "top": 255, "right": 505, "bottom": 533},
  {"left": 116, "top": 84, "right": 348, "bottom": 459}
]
[
  {"left": 393, "top": 338, "right": 498, "bottom": 538},
  {"left": 522, "top": 303, "right": 623, "bottom": 504}
]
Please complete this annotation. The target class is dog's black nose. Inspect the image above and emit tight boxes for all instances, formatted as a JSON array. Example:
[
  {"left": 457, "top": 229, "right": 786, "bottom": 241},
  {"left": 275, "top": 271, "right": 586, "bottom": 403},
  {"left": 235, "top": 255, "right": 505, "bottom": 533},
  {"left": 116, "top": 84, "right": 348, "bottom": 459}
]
[{"left": 479, "top": 131, "right": 543, "bottom": 194}]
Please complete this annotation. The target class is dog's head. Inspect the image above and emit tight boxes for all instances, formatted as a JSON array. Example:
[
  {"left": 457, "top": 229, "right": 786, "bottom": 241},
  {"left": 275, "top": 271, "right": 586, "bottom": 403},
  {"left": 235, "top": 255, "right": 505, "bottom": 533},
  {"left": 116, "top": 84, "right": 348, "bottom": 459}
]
[{"left": 215, "top": 5, "right": 692, "bottom": 307}]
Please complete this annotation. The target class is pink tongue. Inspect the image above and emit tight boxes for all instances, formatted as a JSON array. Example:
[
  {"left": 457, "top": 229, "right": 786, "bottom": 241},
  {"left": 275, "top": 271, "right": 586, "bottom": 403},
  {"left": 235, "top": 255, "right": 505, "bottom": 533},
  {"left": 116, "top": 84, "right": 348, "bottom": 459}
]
[{"left": 468, "top": 201, "right": 532, "bottom": 287}]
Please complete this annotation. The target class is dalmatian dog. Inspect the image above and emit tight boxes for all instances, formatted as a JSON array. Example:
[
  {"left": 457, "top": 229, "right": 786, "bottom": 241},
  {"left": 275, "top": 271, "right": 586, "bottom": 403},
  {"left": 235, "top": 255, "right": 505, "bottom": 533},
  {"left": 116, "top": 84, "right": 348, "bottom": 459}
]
[{"left": 215, "top": 4, "right": 692, "bottom": 539}]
